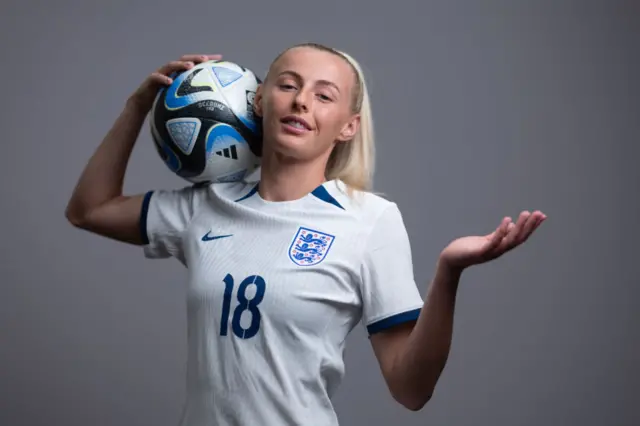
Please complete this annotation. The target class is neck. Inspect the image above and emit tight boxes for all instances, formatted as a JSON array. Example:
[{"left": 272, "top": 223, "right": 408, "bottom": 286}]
[{"left": 258, "top": 151, "right": 329, "bottom": 202}]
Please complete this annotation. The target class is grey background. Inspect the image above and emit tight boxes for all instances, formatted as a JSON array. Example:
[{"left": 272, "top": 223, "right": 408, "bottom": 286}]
[{"left": 1, "top": 1, "right": 638, "bottom": 425}]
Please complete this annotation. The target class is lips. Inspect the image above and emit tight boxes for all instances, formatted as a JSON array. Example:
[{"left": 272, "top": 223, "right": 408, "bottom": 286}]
[{"left": 280, "top": 115, "right": 312, "bottom": 131}]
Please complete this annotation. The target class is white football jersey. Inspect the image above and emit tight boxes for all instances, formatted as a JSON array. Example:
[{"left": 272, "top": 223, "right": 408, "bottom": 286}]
[{"left": 140, "top": 176, "right": 424, "bottom": 426}]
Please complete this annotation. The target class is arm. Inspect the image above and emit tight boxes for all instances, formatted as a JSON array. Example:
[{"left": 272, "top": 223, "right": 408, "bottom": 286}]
[
  {"left": 371, "top": 211, "right": 546, "bottom": 411},
  {"left": 370, "top": 259, "right": 461, "bottom": 411},
  {"left": 65, "top": 54, "right": 220, "bottom": 244},
  {"left": 65, "top": 100, "right": 148, "bottom": 244}
]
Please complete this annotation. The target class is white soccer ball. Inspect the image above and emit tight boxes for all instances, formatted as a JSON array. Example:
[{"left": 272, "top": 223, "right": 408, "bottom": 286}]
[{"left": 150, "top": 60, "right": 263, "bottom": 183}]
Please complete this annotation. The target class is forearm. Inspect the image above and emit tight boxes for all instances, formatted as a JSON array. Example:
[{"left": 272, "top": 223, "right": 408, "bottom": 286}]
[
  {"left": 394, "top": 258, "right": 463, "bottom": 409},
  {"left": 66, "top": 100, "right": 147, "bottom": 223}
]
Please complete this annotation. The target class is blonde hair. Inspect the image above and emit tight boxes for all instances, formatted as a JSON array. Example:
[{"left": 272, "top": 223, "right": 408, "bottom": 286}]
[{"left": 268, "top": 42, "right": 375, "bottom": 195}]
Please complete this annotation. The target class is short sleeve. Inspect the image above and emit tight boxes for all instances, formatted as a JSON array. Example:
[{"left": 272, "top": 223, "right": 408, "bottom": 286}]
[
  {"left": 360, "top": 203, "right": 424, "bottom": 335},
  {"left": 139, "top": 184, "right": 207, "bottom": 263}
]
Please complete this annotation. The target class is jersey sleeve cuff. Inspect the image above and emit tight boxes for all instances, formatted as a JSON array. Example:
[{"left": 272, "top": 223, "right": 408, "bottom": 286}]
[
  {"left": 366, "top": 307, "right": 422, "bottom": 335},
  {"left": 139, "top": 191, "right": 154, "bottom": 245}
]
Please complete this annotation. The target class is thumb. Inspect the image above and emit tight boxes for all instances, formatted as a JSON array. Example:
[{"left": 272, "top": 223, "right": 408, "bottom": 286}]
[{"left": 486, "top": 217, "right": 511, "bottom": 250}]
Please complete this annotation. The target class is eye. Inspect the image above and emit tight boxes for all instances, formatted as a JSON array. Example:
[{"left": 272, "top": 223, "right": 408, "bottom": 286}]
[
  {"left": 317, "top": 93, "right": 333, "bottom": 102},
  {"left": 279, "top": 84, "right": 297, "bottom": 91}
]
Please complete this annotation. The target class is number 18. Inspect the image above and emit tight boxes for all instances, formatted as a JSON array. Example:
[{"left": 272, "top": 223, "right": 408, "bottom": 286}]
[{"left": 220, "top": 273, "right": 266, "bottom": 339}]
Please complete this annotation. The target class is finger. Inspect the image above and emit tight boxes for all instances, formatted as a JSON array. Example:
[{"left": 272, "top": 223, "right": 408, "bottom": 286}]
[
  {"left": 498, "top": 221, "right": 516, "bottom": 250},
  {"left": 486, "top": 217, "right": 511, "bottom": 248},
  {"left": 180, "top": 54, "right": 206, "bottom": 61},
  {"left": 157, "top": 60, "right": 194, "bottom": 76},
  {"left": 149, "top": 71, "right": 173, "bottom": 85},
  {"left": 530, "top": 212, "right": 547, "bottom": 233},
  {"left": 504, "top": 211, "right": 530, "bottom": 247},
  {"left": 518, "top": 211, "right": 542, "bottom": 242},
  {"left": 519, "top": 210, "right": 547, "bottom": 240},
  {"left": 180, "top": 54, "right": 222, "bottom": 63},
  {"left": 478, "top": 218, "right": 512, "bottom": 260}
]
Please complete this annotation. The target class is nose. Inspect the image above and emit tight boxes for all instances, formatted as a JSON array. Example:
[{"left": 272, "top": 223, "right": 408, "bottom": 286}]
[{"left": 293, "top": 88, "right": 310, "bottom": 112}]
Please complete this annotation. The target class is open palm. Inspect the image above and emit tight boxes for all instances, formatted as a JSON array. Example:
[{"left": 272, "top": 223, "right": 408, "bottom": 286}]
[{"left": 441, "top": 210, "right": 547, "bottom": 270}]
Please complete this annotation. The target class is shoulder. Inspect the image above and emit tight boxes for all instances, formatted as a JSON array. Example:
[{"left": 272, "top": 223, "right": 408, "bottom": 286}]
[
  {"left": 324, "top": 180, "right": 405, "bottom": 229},
  {"left": 146, "top": 178, "right": 258, "bottom": 215}
]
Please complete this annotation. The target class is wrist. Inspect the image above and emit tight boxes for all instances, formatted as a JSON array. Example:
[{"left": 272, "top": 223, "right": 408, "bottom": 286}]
[
  {"left": 124, "top": 95, "right": 152, "bottom": 117},
  {"left": 435, "top": 255, "right": 464, "bottom": 281}
]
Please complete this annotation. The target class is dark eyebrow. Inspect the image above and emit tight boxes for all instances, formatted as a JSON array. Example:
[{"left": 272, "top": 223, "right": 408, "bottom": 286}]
[{"left": 277, "top": 70, "right": 341, "bottom": 93}]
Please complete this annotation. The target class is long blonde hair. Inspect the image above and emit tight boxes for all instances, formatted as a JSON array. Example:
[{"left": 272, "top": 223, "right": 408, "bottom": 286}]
[{"left": 267, "top": 42, "right": 375, "bottom": 194}]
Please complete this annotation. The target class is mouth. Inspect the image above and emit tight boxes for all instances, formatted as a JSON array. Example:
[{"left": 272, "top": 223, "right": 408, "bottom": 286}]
[{"left": 280, "top": 115, "right": 312, "bottom": 131}]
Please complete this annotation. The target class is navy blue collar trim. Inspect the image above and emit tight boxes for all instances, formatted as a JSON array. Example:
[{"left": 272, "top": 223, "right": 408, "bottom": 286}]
[{"left": 235, "top": 182, "right": 345, "bottom": 210}]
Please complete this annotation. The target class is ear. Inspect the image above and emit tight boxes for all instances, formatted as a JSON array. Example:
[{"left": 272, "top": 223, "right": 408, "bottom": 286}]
[
  {"left": 253, "top": 84, "right": 264, "bottom": 117},
  {"left": 336, "top": 114, "right": 360, "bottom": 142}
]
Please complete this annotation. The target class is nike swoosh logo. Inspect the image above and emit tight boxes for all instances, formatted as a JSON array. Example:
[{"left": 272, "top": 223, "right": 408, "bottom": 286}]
[{"left": 201, "top": 232, "right": 233, "bottom": 242}]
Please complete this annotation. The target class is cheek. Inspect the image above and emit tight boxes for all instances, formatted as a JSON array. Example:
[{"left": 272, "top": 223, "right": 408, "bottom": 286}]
[
  {"left": 317, "top": 110, "right": 346, "bottom": 134},
  {"left": 261, "top": 94, "right": 287, "bottom": 121},
  {"left": 258, "top": 103, "right": 277, "bottom": 129}
]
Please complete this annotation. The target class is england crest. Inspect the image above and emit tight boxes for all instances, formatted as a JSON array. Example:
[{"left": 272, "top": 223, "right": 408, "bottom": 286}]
[{"left": 288, "top": 227, "right": 335, "bottom": 266}]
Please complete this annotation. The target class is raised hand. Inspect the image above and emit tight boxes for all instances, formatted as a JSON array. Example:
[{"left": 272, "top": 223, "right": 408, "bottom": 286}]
[
  {"left": 127, "top": 54, "right": 222, "bottom": 113},
  {"left": 440, "top": 210, "right": 547, "bottom": 271}
]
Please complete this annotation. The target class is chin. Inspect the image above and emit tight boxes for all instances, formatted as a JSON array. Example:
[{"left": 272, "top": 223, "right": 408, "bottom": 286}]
[
  {"left": 263, "top": 121, "right": 325, "bottom": 162},
  {"left": 266, "top": 130, "right": 309, "bottom": 157},
  {"left": 271, "top": 140, "right": 308, "bottom": 161}
]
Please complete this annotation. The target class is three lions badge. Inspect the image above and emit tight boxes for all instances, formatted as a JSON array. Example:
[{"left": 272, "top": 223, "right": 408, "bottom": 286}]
[{"left": 289, "top": 227, "right": 335, "bottom": 266}]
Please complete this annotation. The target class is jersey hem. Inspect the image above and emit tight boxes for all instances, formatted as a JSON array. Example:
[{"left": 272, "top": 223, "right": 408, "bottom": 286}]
[
  {"left": 366, "top": 307, "right": 422, "bottom": 335},
  {"left": 139, "top": 191, "right": 154, "bottom": 245}
]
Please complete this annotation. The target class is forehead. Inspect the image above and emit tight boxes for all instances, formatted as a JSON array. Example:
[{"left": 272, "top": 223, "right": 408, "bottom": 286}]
[{"left": 270, "top": 47, "right": 355, "bottom": 90}]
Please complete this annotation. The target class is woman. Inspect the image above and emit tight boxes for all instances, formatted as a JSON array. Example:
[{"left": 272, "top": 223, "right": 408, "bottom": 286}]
[{"left": 66, "top": 43, "right": 546, "bottom": 425}]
